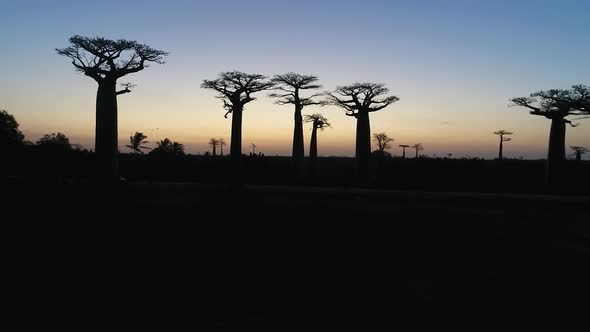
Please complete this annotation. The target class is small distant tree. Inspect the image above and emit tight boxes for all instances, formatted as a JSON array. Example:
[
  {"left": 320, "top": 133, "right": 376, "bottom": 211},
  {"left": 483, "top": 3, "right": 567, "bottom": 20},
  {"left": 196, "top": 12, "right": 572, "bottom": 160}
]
[
  {"left": 270, "top": 73, "right": 324, "bottom": 179},
  {"left": 57, "top": 35, "right": 167, "bottom": 184},
  {"left": 219, "top": 138, "right": 226, "bottom": 156},
  {"left": 150, "top": 138, "right": 185, "bottom": 156},
  {"left": 250, "top": 143, "right": 257, "bottom": 155},
  {"left": 126, "top": 132, "right": 150, "bottom": 154},
  {"left": 209, "top": 138, "right": 219, "bottom": 156},
  {"left": 327, "top": 83, "right": 399, "bottom": 184},
  {"left": 37, "top": 132, "right": 72, "bottom": 148},
  {"left": 510, "top": 85, "right": 590, "bottom": 189},
  {"left": 493, "top": 130, "right": 512, "bottom": 160},
  {"left": 398, "top": 144, "right": 410, "bottom": 158},
  {"left": 201, "top": 71, "right": 273, "bottom": 186},
  {"left": 570, "top": 146, "right": 588, "bottom": 162},
  {"left": 0, "top": 110, "right": 25, "bottom": 148},
  {"left": 304, "top": 113, "right": 331, "bottom": 175},
  {"left": 411, "top": 143, "right": 424, "bottom": 158},
  {"left": 373, "top": 132, "right": 394, "bottom": 156}
]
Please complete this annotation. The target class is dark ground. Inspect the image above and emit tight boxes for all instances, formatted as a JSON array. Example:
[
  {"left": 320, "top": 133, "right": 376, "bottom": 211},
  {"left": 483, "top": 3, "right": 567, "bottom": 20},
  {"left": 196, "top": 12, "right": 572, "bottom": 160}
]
[{"left": 1, "top": 182, "right": 590, "bottom": 331}]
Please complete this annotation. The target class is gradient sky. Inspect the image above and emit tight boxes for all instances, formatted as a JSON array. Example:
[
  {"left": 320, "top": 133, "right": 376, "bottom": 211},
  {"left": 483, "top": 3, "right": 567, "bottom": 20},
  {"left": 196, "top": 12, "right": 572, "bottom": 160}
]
[{"left": 1, "top": 0, "right": 589, "bottom": 159}]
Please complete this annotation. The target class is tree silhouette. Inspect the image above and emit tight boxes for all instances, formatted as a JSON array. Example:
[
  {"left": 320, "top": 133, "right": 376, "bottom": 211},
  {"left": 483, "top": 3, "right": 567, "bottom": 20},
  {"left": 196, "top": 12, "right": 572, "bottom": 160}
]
[
  {"left": 251, "top": 143, "right": 257, "bottom": 155},
  {"left": 398, "top": 144, "right": 410, "bottom": 158},
  {"left": 219, "top": 138, "right": 226, "bottom": 156},
  {"left": 126, "top": 132, "right": 150, "bottom": 154},
  {"left": 510, "top": 85, "right": 590, "bottom": 189},
  {"left": 304, "top": 113, "right": 331, "bottom": 175},
  {"left": 0, "top": 110, "right": 25, "bottom": 148},
  {"left": 411, "top": 143, "right": 424, "bottom": 158},
  {"left": 57, "top": 35, "right": 167, "bottom": 184},
  {"left": 201, "top": 71, "right": 273, "bottom": 186},
  {"left": 327, "top": 83, "right": 399, "bottom": 184},
  {"left": 36, "top": 132, "right": 75, "bottom": 152},
  {"left": 209, "top": 138, "right": 219, "bottom": 156},
  {"left": 270, "top": 73, "right": 324, "bottom": 179},
  {"left": 150, "top": 138, "right": 185, "bottom": 156},
  {"left": 570, "top": 146, "right": 588, "bottom": 162},
  {"left": 493, "top": 130, "right": 513, "bottom": 160},
  {"left": 373, "top": 132, "right": 394, "bottom": 155}
]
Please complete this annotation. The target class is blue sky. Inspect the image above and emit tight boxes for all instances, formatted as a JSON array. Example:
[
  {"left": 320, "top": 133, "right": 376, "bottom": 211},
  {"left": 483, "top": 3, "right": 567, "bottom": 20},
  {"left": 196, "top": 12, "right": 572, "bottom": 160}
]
[{"left": 1, "top": 0, "right": 589, "bottom": 158}]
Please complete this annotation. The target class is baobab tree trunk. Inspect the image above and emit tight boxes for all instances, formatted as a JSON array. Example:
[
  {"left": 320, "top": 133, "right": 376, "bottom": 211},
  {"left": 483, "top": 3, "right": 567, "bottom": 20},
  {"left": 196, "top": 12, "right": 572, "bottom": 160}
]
[
  {"left": 292, "top": 105, "right": 305, "bottom": 180},
  {"left": 498, "top": 137, "right": 503, "bottom": 160},
  {"left": 212, "top": 145, "right": 217, "bottom": 156},
  {"left": 95, "top": 79, "right": 119, "bottom": 185},
  {"left": 402, "top": 148, "right": 406, "bottom": 158},
  {"left": 309, "top": 123, "right": 318, "bottom": 176},
  {"left": 576, "top": 151, "right": 582, "bottom": 162},
  {"left": 415, "top": 149, "right": 419, "bottom": 158},
  {"left": 355, "top": 111, "right": 371, "bottom": 185},
  {"left": 230, "top": 106, "right": 243, "bottom": 186},
  {"left": 546, "top": 117, "right": 566, "bottom": 191}
]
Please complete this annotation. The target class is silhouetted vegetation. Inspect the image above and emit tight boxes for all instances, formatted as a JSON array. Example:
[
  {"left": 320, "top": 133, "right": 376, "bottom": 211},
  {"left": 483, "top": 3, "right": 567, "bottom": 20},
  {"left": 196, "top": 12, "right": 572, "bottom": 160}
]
[
  {"left": 126, "top": 132, "right": 151, "bottom": 154},
  {"left": 373, "top": 132, "right": 394, "bottom": 156},
  {"left": 208, "top": 138, "right": 219, "bottom": 156},
  {"left": 493, "top": 130, "right": 512, "bottom": 160},
  {"left": 57, "top": 35, "right": 167, "bottom": 184},
  {"left": 510, "top": 85, "right": 590, "bottom": 190},
  {"left": 0, "top": 109, "right": 25, "bottom": 150},
  {"left": 398, "top": 144, "right": 410, "bottom": 158},
  {"left": 304, "top": 113, "right": 331, "bottom": 176},
  {"left": 570, "top": 146, "right": 587, "bottom": 162},
  {"left": 150, "top": 138, "right": 185, "bottom": 156},
  {"left": 327, "top": 83, "right": 399, "bottom": 185},
  {"left": 201, "top": 71, "right": 274, "bottom": 187},
  {"left": 411, "top": 143, "right": 424, "bottom": 158}
]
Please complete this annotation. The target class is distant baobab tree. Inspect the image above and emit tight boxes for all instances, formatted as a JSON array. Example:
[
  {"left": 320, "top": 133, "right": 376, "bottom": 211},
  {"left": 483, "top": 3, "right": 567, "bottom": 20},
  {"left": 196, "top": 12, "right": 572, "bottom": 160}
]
[
  {"left": 270, "top": 73, "right": 324, "bottom": 179},
  {"left": 570, "top": 146, "right": 588, "bottom": 162},
  {"left": 493, "top": 130, "right": 513, "bottom": 160},
  {"left": 398, "top": 144, "right": 410, "bottom": 158},
  {"left": 219, "top": 138, "right": 226, "bottom": 156},
  {"left": 411, "top": 143, "right": 424, "bottom": 158},
  {"left": 126, "top": 132, "right": 150, "bottom": 154},
  {"left": 251, "top": 143, "right": 257, "bottom": 155},
  {"left": 208, "top": 138, "right": 219, "bottom": 156},
  {"left": 447, "top": 153, "right": 453, "bottom": 159},
  {"left": 304, "top": 113, "right": 331, "bottom": 175},
  {"left": 327, "top": 83, "right": 399, "bottom": 184},
  {"left": 201, "top": 71, "right": 273, "bottom": 186},
  {"left": 57, "top": 35, "right": 167, "bottom": 184},
  {"left": 510, "top": 85, "right": 590, "bottom": 189},
  {"left": 373, "top": 132, "right": 394, "bottom": 156}
]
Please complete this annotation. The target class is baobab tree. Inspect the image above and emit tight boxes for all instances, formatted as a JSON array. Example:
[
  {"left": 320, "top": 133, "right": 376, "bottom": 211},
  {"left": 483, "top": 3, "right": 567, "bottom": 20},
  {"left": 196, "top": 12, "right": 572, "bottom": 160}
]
[
  {"left": 219, "top": 138, "right": 226, "bottom": 156},
  {"left": 56, "top": 35, "right": 167, "bottom": 184},
  {"left": 510, "top": 85, "right": 590, "bottom": 189},
  {"left": 251, "top": 143, "right": 257, "bottom": 155},
  {"left": 373, "top": 132, "right": 394, "bottom": 156},
  {"left": 269, "top": 73, "right": 324, "bottom": 179},
  {"left": 398, "top": 144, "right": 410, "bottom": 158},
  {"left": 209, "top": 138, "right": 219, "bottom": 156},
  {"left": 570, "top": 146, "right": 588, "bottom": 162},
  {"left": 304, "top": 113, "right": 330, "bottom": 175},
  {"left": 493, "top": 130, "right": 513, "bottom": 160},
  {"left": 126, "top": 132, "right": 150, "bottom": 154},
  {"left": 411, "top": 143, "right": 424, "bottom": 158},
  {"left": 201, "top": 71, "right": 273, "bottom": 185},
  {"left": 327, "top": 83, "right": 399, "bottom": 184}
]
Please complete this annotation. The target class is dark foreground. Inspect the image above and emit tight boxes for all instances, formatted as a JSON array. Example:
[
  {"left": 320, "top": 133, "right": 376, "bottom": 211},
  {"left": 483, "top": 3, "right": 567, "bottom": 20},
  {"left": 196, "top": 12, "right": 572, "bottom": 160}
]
[{"left": 2, "top": 183, "right": 590, "bottom": 331}]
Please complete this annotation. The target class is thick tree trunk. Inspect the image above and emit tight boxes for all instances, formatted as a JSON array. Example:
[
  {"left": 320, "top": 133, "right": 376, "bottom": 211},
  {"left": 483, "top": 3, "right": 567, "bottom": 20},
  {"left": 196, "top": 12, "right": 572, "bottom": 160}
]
[
  {"left": 355, "top": 111, "right": 371, "bottom": 185},
  {"left": 498, "top": 138, "right": 503, "bottom": 160},
  {"left": 415, "top": 149, "right": 419, "bottom": 158},
  {"left": 292, "top": 105, "right": 305, "bottom": 180},
  {"left": 212, "top": 145, "right": 216, "bottom": 156},
  {"left": 230, "top": 105, "right": 243, "bottom": 186},
  {"left": 95, "top": 79, "right": 119, "bottom": 185},
  {"left": 402, "top": 148, "right": 406, "bottom": 159},
  {"left": 309, "top": 124, "right": 318, "bottom": 177},
  {"left": 576, "top": 152, "right": 581, "bottom": 162},
  {"left": 546, "top": 117, "right": 566, "bottom": 191}
]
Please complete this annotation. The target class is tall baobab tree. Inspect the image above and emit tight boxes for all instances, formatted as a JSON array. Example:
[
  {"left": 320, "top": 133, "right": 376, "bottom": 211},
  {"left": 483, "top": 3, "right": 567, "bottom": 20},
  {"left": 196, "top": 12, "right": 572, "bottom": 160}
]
[
  {"left": 411, "top": 143, "right": 424, "bottom": 158},
  {"left": 126, "top": 132, "right": 150, "bottom": 154},
  {"left": 209, "top": 138, "right": 219, "bottom": 156},
  {"left": 304, "top": 113, "right": 331, "bottom": 175},
  {"left": 570, "top": 146, "right": 588, "bottom": 162},
  {"left": 510, "top": 85, "right": 590, "bottom": 189},
  {"left": 493, "top": 130, "right": 513, "bottom": 160},
  {"left": 398, "top": 144, "right": 410, "bottom": 158},
  {"left": 201, "top": 71, "right": 273, "bottom": 185},
  {"left": 327, "top": 83, "right": 399, "bottom": 184},
  {"left": 269, "top": 73, "right": 324, "bottom": 179},
  {"left": 57, "top": 36, "right": 167, "bottom": 184},
  {"left": 373, "top": 132, "right": 394, "bottom": 155},
  {"left": 219, "top": 138, "right": 226, "bottom": 156}
]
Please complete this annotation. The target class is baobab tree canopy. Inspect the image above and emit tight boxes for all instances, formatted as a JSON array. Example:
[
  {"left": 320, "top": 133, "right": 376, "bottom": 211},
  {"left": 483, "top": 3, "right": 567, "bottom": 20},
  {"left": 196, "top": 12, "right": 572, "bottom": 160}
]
[
  {"left": 510, "top": 85, "right": 590, "bottom": 124},
  {"left": 269, "top": 73, "right": 324, "bottom": 107},
  {"left": 327, "top": 82, "right": 399, "bottom": 116},
  {"left": 56, "top": 35, "right": 168, "bottom": 83},
  {"left": 201, "top": 71, "right": 274, "bottom": 118}
]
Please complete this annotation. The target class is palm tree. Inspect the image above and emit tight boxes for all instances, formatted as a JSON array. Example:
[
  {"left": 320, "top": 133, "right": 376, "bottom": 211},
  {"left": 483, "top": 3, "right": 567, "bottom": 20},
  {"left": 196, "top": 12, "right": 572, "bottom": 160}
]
[
  {"left": 493, "top": 130, "right": 513, "bottom": 160},
  {"left": 208, "top": 138, "right": 219, "bottom": 156},
  {"left": 398, "top": 144, "right": 410, "bottom": 158},
  {"left": 411, "top": 143, "right": 424, "bottom": 158},
  {"left": 126, "top": 132, "right": 150, "bottom": 154}
]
